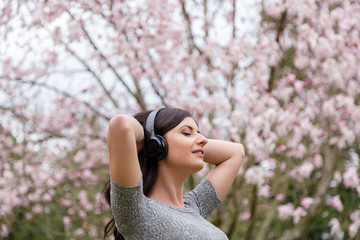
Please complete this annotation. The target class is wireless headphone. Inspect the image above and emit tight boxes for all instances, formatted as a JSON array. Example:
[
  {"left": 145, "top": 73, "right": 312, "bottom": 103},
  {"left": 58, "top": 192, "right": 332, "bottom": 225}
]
[{"left": 143, "top": 108, "right": 168, "bottom": 161}]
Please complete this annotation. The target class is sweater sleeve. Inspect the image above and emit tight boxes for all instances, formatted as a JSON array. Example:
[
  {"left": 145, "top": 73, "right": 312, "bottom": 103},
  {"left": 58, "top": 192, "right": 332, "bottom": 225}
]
[
  {"left": 183, "top": 178, "right": 222, "bottom": 218},
  {"left": 110, "top": 175, "right": 146, "bottom": 233}
]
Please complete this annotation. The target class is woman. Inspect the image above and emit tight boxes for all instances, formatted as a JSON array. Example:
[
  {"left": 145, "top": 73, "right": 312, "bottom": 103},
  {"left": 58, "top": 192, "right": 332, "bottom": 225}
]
[{"left": 103, "top": 108, "right": 245, "bottom": 240}]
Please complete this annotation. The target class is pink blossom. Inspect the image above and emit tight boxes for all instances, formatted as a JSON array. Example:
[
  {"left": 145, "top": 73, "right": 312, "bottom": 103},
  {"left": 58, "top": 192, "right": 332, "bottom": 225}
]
[
  {"left": 9, "top": 193, "right": 21, "bottom": 206},
  {"left": 349, "top": 223, "right": 359, "bottom": 238},
  {"left": 275, "top": 194, "right": 285, "bottom": 202},
  {"left": 74, "top": 151, "right": 86, "bottom": 163},
  {"left": 286, "top": 74, "right": 296, "bottom": 84},
  {"left": 293, "top": 207, "right": 306, "bottom": 224},
  {"left": 26, "top": 213, "right": 33, "bottom": 220},
  {"left": 74, "top": 228, "right": 85, "bottom": 237},
  {"left": 350, "top": 210, "right": 360, "bottom": 223},
  {"left": 334, "top": 171, "right": 342, "bottom": 183},
  {"left": 42, "top": 193, "right": 52, "bottom": 202},
  {"left": 277, "top": 203, "right": 294, "bottom": 220},
  {"left": 52, "top": 27, "right": 62, "bottom": 44},
  {"left": 240, "top": 212, "right": 251, "bottom": 220},
  {"left": 329, "top": 218, "right": 341, "bottom": 236},
  {"left": 287, "top": 143, "right": 307, "bottom": 159},
  {"left": 0, "top": 224, "right": 9, "bottom": 237},
  {"left": 264, "top": 1, "right": 284, "bottom": 19},
  {"left": 349, "top": 210, "right": 360, "bottom": 237},
  {"left": 276, "top": 144, "right": 287, "bottom": 153},
  {"left": 309, "top": 154, "right": 323, "bottom": 168},
  {"left": 294, "top": 54, "right": 309, "bottom": 69},
  {"left": 245, "top": 166, "right": 264, "bottom": 186},
  {"left": 89, "top": 225, "right": 98, "bottom": 238},
  {"left": 301, "top": 197, "right": 314, "bottom": 209},
  {"left": 131, "top": 67, "right": 142, "bottom": 78},
  {"left": 81, "top": 169, "right": 98, "bottom": 182},
  {"left": 330, "top": 195, "right": 344, "bottom": 212},
  {"left": 259, "top": 185, "right": 271, "bottom": 197},
  {"left": 294, "top": 81, "right": 304, "bottom": 94},
  {"left": 314, "top": 37, "right": 333, "bottom": 59},
  {"left": 322, "top": 211, "right": 329, "bottom": 218},
  {"left": 78, "top": 190, "right": 93, "bottom": 211},
  {"left": 60, "top": 199, "right": 72, "bottom": 207},
  {"left": 343, "top": 165, "right": 359, "bottom": 188},
  {"left": 242, "top": 198, "right": 249, "bottom": 206},
  {"left": 63, "top": 216, "right": 71, "bottom": 229},
  {"left": 0, "top": 0, "right": 359, "bottom": 238},
  {"left": 32, "top": 204, "right": 43, "bottom": 214},
  {"left": 322, "top": 100, "right": 337, "bottom": 117},
  {"left": 78, "top": 210, "right": 87, "bottom": 219},
  {"left": 290, "top": 162, "right": 314, "bottom": 181},
  {"left": 68, "top": 20, "right": 82, "bottom": 41},
  {"left": 280, "top": 162, "right": 287, "bottom": 172}
]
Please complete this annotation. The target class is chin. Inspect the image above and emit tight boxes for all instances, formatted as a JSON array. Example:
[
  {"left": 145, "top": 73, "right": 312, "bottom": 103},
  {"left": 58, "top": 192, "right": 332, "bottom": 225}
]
[{"left": 192, "top": 161, "right": 204, "bottom": 173}]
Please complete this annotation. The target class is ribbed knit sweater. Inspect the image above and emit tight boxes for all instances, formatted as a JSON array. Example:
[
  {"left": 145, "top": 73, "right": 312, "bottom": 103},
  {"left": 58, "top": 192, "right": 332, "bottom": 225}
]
[{"left": 110, "top": 176, "right": 229, "bottom": 240}]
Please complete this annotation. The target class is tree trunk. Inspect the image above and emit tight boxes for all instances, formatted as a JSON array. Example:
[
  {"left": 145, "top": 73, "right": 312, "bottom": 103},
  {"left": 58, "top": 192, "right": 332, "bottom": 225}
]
[{"left": 280, "top": 147, "right": 337, "bottom": 240}]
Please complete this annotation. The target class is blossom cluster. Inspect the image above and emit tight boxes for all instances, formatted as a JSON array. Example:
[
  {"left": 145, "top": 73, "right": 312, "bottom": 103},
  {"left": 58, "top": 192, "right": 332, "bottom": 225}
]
[{"left": 1, "top": 0, "right": 359, "bottom": 238}]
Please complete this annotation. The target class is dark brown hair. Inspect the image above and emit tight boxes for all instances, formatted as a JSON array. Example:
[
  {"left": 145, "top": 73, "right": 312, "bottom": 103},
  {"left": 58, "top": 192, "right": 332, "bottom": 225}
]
[{"left": 102, "top": 108, "right": 191, "bottom": 240}]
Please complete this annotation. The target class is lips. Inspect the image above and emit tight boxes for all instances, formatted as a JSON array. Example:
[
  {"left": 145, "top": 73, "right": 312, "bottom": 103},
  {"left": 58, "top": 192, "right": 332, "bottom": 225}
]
[{"left": 192, "top": 149, "right": 204, "bottom": 157}]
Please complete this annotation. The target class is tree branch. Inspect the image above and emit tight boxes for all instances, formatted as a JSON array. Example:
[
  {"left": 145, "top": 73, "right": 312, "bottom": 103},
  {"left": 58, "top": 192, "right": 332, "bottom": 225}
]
[
  {"left": 225, "top": 156, "right": 256, "bottom": 238},
  {"left": 256, "top": 204, "right": 278, "bottom": 240},
  {"left": 244, "top": 184, "right": 259, "bottom": 240},
  {"left": 0, "top": 105, "right": 28, "bottom": 123},
  {"left": 232, "top": 0, "right": 237, "bottom": 38},
  {"left": 147, "top": 54, "right": 170, "bottom": 107},
  {"left": 267, "top": 9, "right": 287, "bottom": 93},
  {"left": 66, "top": 9, "right": 148, "bottom": 109},
  {"left": 85, "top": 9, "right": 148, "bottom": 110},
  {"left": 226, "top": 176, "right": 245, "bottom": 239},
  {"left": 179, "top": 0, "right": 213, "bottom": 67},
  {"left": 279, "top": 146, "right": 337, "bottom": 240},
  {"left": 2, "top": 76, "right": 110, "bottom": 120},
  {"left": 203, "top": 0, "right": 209, "bottom": 38}
]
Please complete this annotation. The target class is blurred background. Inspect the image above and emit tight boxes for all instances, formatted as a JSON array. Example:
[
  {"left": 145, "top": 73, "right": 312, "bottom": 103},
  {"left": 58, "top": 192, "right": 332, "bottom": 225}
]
[{"left": 0, "top": 0, "right": 359, "bottom": 239}]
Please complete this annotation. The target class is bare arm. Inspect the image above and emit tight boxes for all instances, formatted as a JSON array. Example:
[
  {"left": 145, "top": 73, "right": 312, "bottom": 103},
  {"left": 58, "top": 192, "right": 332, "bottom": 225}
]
[
  {"left": 107, "top": 114, "right": 144, "bottom": 186},
  {"left": 204, "top": 139, "right": 245, "bottom": 200}
]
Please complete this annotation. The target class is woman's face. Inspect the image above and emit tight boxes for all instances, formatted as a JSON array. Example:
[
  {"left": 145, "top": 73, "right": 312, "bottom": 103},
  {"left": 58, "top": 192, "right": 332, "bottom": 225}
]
[{"left": 163, "top": 117, "right": 208, "bottom": 174}]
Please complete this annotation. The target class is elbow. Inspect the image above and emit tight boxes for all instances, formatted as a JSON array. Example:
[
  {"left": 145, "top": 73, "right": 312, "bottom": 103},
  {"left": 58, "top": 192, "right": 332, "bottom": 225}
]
[
  {"left": 108, "top": 114, "right": 133, "bottom": 136},
  {"left": 235, "top": 143, "right": 245, "bottom": 166},
  {"left": 239, "top": 144, "right": 245, "bottom": 159}
]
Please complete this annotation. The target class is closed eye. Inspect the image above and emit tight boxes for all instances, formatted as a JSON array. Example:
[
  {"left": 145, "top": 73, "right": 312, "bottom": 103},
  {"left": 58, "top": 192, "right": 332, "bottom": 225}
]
[{"left": 182, "top": 132, "right": 191, "bottom": 136}]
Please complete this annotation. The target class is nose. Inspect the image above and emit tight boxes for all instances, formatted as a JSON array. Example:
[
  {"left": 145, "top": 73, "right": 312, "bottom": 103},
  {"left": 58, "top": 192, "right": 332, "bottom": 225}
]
[{"left": 196, "top": 134, "right": 208, "bottom": 146}]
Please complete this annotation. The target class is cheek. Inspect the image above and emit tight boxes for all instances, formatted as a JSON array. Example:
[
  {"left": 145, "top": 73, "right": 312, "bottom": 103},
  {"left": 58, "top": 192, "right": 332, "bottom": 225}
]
[
  {"left": 166, "top": 138, "right": 189, "bottom": 157},
  {"left": 168, "top": 142, "right": 185, "bottom": 156}
]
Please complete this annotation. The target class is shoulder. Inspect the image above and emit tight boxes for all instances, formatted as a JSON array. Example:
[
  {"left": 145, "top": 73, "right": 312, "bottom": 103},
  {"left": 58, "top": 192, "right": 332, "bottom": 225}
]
[
  {"left": 110, "top": 175, "right": 149, "bottom": 231},
  {"left": 184, "top": 178, "right": 221, "bottom": 218},
  {"left": 110, "top": 175, "right": 145, "bottom": 207}
]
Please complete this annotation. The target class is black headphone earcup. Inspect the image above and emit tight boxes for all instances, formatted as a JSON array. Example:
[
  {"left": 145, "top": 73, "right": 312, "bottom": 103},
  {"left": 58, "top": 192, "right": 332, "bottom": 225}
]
[
  {"left": 144, "top": 135, "right": 168, "bottom": 161},
  {"left": 144, "top": 138, "right": 161, "bottom": 158},
  {"left": 143, "top": 108, "right": 167, "bottom": 161},
  {"left": 155, "top": 134, "right": 168, "bottom": 161}
]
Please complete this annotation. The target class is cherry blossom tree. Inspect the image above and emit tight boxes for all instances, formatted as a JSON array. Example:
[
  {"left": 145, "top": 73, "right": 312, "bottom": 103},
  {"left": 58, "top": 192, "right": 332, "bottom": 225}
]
[{"left": 1, "top": 0, "right": 359, "bottom": 239}]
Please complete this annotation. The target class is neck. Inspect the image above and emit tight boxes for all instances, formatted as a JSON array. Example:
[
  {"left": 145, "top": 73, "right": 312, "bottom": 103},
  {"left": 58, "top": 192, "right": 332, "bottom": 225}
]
[{"left": 147, "top": 165, "right": 188, "bottom": 208}]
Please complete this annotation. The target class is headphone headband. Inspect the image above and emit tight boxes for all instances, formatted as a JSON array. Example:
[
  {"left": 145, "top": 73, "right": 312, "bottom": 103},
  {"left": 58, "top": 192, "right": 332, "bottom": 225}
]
[
  {"left": 144, "top": 108, "right": 168, "bottom": 160},
  {"left": 145, "top": 108, "right": 164, "bottom": 139}
]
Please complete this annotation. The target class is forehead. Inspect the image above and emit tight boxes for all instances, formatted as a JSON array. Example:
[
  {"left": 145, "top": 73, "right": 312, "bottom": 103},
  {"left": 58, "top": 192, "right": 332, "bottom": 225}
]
[{"left": 175, "top": 117, "right": 199, "bottom": 129}]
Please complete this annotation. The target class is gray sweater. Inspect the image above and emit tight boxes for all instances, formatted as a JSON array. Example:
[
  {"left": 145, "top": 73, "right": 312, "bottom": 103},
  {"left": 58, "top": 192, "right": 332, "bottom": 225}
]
[{"left": 110, "top": 176, "right": 229, "bottom": 240}]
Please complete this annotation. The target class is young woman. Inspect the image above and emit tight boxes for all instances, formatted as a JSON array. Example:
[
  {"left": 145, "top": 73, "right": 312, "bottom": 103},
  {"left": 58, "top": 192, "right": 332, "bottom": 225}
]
[{"left": 103, "top": 108, "right": 245, "bottom": 240}]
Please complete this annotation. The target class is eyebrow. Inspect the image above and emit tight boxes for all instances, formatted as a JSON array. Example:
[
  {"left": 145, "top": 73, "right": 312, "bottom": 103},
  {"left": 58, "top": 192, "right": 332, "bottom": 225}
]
[{"left": 180, "top": 125, "right": 201, "bottom": 133}]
